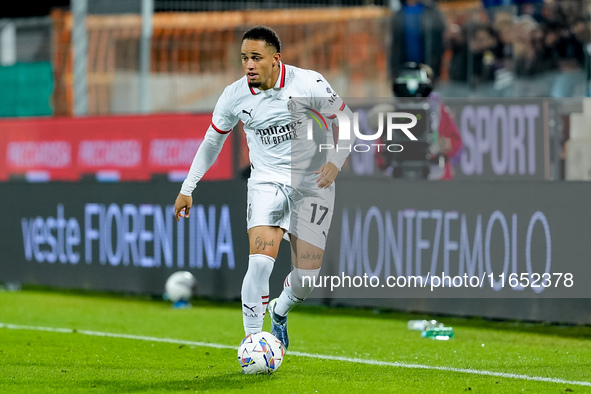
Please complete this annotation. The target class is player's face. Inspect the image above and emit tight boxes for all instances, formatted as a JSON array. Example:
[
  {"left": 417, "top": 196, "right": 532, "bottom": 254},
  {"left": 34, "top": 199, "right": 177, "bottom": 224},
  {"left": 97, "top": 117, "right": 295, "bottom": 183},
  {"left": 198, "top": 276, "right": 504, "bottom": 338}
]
[{"left": 241, "top": 39, "right": 281, "bottom": 90}]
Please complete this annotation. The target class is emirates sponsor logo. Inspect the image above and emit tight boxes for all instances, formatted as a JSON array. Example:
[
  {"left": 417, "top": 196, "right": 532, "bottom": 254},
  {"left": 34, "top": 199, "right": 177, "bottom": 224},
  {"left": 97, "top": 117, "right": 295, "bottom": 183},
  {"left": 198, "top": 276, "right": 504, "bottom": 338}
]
[
  {"left": 255, "top": 120, "right": 302, "bottom": 137},
  {"left": 255, "top": 121, "right": 302, "bottom": 145}
]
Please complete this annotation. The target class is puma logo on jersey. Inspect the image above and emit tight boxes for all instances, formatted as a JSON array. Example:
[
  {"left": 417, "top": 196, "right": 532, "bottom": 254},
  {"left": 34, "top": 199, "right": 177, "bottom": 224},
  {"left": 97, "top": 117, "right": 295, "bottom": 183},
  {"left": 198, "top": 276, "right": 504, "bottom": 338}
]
[
  {"left": 242, "top": 109, "right": 253, "bottom": 118},
  {"left": 316, "top": 78, "right": 323, "bottom": 82},
  {"left": 243, "top": 304, "right": 256, "bottom": 312}
]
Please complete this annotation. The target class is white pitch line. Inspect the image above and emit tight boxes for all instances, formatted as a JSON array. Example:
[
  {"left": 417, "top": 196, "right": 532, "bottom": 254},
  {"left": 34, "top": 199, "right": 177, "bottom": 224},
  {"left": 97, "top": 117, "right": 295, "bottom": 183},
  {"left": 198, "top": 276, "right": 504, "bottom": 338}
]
[{"left": 1, "top": 322, "right": 590, "bottom": 387}]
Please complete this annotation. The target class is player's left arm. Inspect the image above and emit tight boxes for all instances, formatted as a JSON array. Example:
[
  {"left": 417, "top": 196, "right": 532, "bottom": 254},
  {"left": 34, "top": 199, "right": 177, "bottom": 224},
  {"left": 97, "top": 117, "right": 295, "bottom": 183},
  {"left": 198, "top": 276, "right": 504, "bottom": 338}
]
[{"left": 310, "top": 73, "right": 354, "bottom": 189}]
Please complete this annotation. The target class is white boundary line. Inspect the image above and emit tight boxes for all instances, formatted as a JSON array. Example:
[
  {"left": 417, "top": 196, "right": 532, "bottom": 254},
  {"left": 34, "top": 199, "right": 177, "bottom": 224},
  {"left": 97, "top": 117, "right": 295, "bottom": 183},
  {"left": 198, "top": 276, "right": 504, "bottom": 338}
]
[{"left": 1, "top": 322, "right": 589, "bottom": 387}]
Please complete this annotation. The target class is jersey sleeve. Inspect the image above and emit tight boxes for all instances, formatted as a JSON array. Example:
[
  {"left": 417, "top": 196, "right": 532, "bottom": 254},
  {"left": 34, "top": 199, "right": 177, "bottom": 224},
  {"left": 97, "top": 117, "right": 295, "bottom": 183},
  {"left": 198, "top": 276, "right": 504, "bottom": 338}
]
[
  {"left": 180, "top": 125, "right": 231, "bottom": 196},
  {"left": 309, "top": 72, "right": 354, "bottom": 171},
  {"left": 308, "top": 72, "right": 348, "bottom": 116},
  {"left": 211, "top": 86, "right": 239, "bottom": 134}
]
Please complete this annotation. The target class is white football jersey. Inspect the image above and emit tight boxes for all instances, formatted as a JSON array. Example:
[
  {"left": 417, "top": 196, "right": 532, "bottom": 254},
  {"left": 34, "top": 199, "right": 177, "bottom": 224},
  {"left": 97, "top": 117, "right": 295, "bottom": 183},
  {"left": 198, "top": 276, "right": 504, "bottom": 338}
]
[{"left": 211, "top": 62, "right": 349, "bottom": 184}]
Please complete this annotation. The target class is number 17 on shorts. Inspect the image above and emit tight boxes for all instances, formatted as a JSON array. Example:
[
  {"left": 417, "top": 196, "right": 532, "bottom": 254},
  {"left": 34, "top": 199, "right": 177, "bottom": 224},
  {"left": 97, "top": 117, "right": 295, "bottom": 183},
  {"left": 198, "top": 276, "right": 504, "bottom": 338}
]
[{"left": 291, "top": 192, "right": 334, "bottom": 250}]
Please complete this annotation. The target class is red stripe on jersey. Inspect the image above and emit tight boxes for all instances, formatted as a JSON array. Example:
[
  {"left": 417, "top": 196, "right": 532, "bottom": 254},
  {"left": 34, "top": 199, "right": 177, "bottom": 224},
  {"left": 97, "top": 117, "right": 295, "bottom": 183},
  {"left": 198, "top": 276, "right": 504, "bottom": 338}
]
[
  {"left": 246, "top": 79, "right": 257, "bottom": 95},
  {"left": 261, "top": 295, "right": 269, "bottom": 299},
  {"left": 280, "top": 63, "right": 286, "bottom": 88},
  {"left": 327, "top": 114, "right": 336, "bottom": 119},
  {"left": 211, "top": 123, "right": 231, "bottom": 134},
  {"left": 285, "top": 275, "right": 290, "bottom": 288},
  {"left": 339, "top": 102, "right": 346, "bottom": 111}
]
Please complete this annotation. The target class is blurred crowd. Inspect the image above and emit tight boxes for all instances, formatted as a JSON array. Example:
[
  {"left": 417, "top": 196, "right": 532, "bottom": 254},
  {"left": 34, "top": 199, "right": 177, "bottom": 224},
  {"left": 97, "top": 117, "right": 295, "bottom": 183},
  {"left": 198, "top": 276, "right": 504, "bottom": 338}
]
[
  {"left": 390, "top": 0, "right": 591, "bottom": 97},
  {"left": 454, "top": 1, "right": 588, "bottom": 93}
]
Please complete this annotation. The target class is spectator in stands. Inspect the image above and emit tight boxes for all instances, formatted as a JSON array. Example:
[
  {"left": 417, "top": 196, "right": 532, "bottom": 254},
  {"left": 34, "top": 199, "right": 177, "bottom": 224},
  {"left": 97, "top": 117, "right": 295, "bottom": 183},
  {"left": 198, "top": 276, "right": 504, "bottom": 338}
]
[
  {"left": 493, "top": 12, "right": 515, "bottom": 71},
  {"left": 513, "top": 15, "right": 543, "bottom": 76},
  {"left": 514, "top": 0, "right": 545, "bottom": 22},
  {"left": 539, "top": 21, "right": 560, "bottom": 72},
  {"left": 467, "top": 24, "right": 500, "bottom": 84},
  {"left": 389, "top": 0, "right": 446, "bottom": 82},
  {"left": 550, "top": 18, "right": 588, "bottom": 97},
  {"left": 446, "top": 23, "right": 469, "bottom": 83},
  {"left": 426, "top": 92, "right": 464, "bottom": 180}
]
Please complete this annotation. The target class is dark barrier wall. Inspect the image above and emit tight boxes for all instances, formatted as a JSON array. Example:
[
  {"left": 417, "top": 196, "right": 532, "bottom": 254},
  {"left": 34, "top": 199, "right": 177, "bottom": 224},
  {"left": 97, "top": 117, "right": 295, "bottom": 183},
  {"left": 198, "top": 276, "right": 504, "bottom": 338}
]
[
  {"left": 0, "top": 181, "right": 291, "bottom": 299},
  {"left": 1, "top": 179, "right": 590, "bottom": 324},
  {"left": 322, "top": 180, "right": 591, "bottom": 299},
  {"left": 319, "top": 179, "right": 591, "bottom": 325}
]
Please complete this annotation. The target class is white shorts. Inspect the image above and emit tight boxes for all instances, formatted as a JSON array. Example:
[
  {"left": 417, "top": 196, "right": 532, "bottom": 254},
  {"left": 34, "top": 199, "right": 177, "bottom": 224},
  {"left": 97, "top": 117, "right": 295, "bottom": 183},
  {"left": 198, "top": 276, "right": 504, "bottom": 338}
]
[{"left": 246, "top": 177, "right": 335, "bottom": 250}]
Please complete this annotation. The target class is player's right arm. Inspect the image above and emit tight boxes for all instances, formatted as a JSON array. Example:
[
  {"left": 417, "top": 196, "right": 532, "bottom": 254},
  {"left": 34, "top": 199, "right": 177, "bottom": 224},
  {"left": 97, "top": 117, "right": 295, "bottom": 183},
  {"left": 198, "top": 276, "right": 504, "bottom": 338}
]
[
  {"left": 174, "top": 87, "right": 238, "bottom": 221},
  {"left": 308, "top": 72, "right": 354, "bottom": 188},
  {"left": 174, "top": 126, "right": 231, "bottom": 220}
]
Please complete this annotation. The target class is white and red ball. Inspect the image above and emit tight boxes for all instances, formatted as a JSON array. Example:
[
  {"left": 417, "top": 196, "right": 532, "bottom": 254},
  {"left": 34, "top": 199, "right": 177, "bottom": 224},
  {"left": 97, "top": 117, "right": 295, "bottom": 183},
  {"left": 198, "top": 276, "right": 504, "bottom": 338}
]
[{"left": 237, "top": 331, "right": 285, "bottom": 374}]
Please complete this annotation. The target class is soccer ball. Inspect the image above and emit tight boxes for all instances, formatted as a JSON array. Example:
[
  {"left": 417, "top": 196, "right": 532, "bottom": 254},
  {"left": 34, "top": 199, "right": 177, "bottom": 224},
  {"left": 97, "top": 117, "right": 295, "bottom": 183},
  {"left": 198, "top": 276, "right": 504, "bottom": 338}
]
[
  {"left": 237, "top": 332, "right": 285, "bottom": 374},
  {"left": 164, "top": 271, "right": 197, "bottom": 303}
]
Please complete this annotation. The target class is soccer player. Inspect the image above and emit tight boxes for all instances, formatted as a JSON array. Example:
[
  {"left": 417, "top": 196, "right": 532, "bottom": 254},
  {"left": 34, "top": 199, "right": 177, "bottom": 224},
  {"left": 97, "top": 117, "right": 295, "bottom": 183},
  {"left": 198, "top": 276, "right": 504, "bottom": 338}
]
[{"left": 174, "top": 25, "right": 352, "bottom": 350}]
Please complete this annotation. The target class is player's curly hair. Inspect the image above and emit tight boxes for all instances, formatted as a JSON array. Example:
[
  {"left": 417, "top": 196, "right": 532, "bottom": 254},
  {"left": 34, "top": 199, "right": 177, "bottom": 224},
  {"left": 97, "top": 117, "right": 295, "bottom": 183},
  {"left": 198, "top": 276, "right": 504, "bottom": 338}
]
[{"left": 242, "top": 25, "right": 281, "bottom": 53}]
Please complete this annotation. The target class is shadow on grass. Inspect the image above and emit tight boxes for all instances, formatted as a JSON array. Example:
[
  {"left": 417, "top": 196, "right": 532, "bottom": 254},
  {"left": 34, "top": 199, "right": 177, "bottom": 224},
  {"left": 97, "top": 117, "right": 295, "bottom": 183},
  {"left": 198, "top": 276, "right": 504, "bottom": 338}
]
[
  {"left": 82, "top": 372, "right": 281, "bottom": 393},
  {"left": 19, "top": 285, "right": 591, "bottom": 340}
]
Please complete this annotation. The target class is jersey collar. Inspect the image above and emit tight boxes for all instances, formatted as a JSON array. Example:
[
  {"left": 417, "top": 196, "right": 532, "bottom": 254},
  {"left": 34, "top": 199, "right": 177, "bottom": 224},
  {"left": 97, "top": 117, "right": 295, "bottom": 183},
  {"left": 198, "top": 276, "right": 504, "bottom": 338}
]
[{"left": 247, "top": 62, "right": 286, "bottom": 95}]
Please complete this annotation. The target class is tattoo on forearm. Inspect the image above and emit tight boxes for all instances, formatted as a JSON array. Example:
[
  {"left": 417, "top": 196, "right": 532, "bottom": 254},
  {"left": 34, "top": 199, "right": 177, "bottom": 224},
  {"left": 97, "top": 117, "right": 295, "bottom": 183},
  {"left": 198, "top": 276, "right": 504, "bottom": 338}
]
[
  {"left": 299, "top": 251, "right": 323, "bottom": 260},
  {"left": 254, "top": 237, "right": 274, "bottom": 250}
]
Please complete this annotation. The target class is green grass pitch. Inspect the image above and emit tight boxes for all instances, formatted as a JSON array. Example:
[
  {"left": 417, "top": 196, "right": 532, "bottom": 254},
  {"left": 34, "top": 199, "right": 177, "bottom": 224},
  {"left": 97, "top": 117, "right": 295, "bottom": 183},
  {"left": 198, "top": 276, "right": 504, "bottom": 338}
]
[{"left": 1, "top": 288, "right": 590, "bottom": 393}]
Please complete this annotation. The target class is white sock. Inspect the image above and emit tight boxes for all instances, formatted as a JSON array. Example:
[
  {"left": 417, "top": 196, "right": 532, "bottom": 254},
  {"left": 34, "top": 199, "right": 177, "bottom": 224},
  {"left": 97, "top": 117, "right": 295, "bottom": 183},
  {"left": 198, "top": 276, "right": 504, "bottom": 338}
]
[
  {"left": 241, "top": 254, "right": 274, "bottom": 336},
  {"left": 275, "top": 267, "right": 321, "bottom": 317}
]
